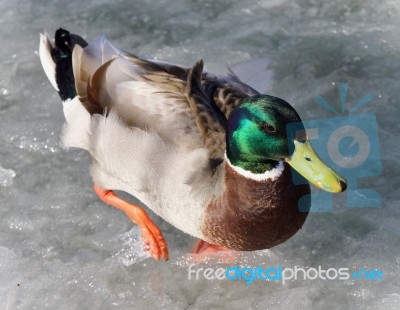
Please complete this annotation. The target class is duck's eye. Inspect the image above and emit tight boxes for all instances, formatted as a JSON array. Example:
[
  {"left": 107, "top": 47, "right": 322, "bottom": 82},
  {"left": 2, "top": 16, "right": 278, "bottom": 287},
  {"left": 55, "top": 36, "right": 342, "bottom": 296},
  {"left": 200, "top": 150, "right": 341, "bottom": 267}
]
[{"left": 260, "top": 123, "right": 276, "bottom": 133}]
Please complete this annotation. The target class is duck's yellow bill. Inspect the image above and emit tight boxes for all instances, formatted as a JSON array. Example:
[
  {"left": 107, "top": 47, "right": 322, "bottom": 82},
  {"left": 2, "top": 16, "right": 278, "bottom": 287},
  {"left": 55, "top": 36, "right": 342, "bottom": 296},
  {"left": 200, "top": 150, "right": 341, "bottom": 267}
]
[{"left": 287, "top": 141, "right": 347, "bottom": 193}]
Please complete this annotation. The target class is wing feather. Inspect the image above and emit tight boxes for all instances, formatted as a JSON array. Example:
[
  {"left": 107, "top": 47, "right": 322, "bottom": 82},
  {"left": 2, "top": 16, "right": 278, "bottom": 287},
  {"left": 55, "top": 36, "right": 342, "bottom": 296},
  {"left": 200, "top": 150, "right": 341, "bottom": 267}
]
[
  {"left": 186, "top": 61, "right": 226, "bottom": 163},
  {"left": 71, "top": 35, "right": 269, "bottom": 169}
]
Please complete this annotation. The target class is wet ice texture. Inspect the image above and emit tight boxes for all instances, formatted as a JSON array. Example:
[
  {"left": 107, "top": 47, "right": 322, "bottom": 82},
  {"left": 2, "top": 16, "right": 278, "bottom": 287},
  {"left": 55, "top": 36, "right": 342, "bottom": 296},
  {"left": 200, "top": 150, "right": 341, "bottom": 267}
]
[
  {"left": 0, "top": 166, "right": 16, "bottom": 187},
  {"left": 113, "top": 227, "right": 151, "bottom": 266},
  {"left": 1, "top": 0, "right": 400, "bottom": 309}
]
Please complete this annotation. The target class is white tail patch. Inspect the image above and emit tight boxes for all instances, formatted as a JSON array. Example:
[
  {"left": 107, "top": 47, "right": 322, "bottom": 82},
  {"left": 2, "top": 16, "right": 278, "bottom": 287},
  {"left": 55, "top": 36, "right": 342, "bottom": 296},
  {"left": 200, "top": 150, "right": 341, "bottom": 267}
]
[
  {"left": 39, "top": 32, "right": 59, "bottom": 91},
  {"left": 61, "top": 97, "right": 91, "bottom": 150}
]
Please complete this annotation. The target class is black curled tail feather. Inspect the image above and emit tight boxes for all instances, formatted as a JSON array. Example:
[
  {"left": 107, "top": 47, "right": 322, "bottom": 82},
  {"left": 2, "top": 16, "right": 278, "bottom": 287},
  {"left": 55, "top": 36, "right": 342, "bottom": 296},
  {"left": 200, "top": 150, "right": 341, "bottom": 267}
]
[{"left": 51, "top": 28, "right": 88, "bottom": 101}]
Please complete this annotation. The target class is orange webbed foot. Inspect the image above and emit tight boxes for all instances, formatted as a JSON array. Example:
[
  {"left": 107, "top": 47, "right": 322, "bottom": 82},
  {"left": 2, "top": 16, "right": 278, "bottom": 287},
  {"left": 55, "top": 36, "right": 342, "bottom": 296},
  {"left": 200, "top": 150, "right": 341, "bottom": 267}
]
[
  {"left": 138, "top": 213, "right": 168, "bottom": 260},
  {"left": 191, "top": 240, "right": 236, "bottom": 263},
  {"left": 193, "top": 239, "right": 230, "bottom": 254},
  {"left": 93, "top": 183, "right": 168, "bottom": 261}
]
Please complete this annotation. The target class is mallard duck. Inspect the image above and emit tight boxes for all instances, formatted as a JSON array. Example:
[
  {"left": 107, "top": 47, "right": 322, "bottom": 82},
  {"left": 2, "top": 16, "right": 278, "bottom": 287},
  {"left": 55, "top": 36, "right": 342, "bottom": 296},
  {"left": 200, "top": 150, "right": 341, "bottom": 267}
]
[{"left": 39, "top": 28, "right": 346, "bottom": 261}]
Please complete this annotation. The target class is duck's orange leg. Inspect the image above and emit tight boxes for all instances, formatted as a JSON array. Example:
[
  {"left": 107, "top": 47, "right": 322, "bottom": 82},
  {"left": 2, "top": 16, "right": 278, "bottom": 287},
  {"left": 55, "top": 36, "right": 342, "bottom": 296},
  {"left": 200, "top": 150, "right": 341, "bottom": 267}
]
[
  {"left": 192, "top": 240, "right": 236, "bottom": 263},
  {"left": 93, "top": 183, "right": 168, "bottom": 261},
  {"left": 192, "top": 240, "right": 230, "bottom": 255}
]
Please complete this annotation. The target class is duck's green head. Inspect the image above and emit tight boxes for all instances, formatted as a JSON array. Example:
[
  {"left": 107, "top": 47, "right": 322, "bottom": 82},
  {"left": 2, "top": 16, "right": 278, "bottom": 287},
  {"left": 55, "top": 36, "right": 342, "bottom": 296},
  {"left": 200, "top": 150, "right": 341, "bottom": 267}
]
[{"left": 226, "top": 95, "right": 347, "bottom": 193}]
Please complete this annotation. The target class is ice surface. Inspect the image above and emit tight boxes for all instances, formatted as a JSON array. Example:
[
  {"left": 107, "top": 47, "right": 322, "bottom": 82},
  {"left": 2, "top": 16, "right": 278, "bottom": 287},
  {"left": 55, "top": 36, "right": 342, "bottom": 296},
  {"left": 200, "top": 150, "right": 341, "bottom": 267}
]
[
  {"left": 0, "top": 165, "right": 16, "bottom": 187},
  {"left": 1, "top": 0, "right": 399, "bottom": 309}
]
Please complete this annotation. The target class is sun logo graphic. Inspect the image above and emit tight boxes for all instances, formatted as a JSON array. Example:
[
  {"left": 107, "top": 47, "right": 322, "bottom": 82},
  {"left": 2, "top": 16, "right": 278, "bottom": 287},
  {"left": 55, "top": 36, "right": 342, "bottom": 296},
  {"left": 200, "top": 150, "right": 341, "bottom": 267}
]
[{"left": 287, "top": 83, "right": 382, "bottom": 212}]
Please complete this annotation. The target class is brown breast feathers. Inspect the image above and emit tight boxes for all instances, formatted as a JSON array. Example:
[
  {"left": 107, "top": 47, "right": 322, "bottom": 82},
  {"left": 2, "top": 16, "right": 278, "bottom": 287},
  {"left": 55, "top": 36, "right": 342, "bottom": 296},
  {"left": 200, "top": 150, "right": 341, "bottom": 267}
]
[{"left": 201, "top": 162, "right": 310, "bottom": 251}]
